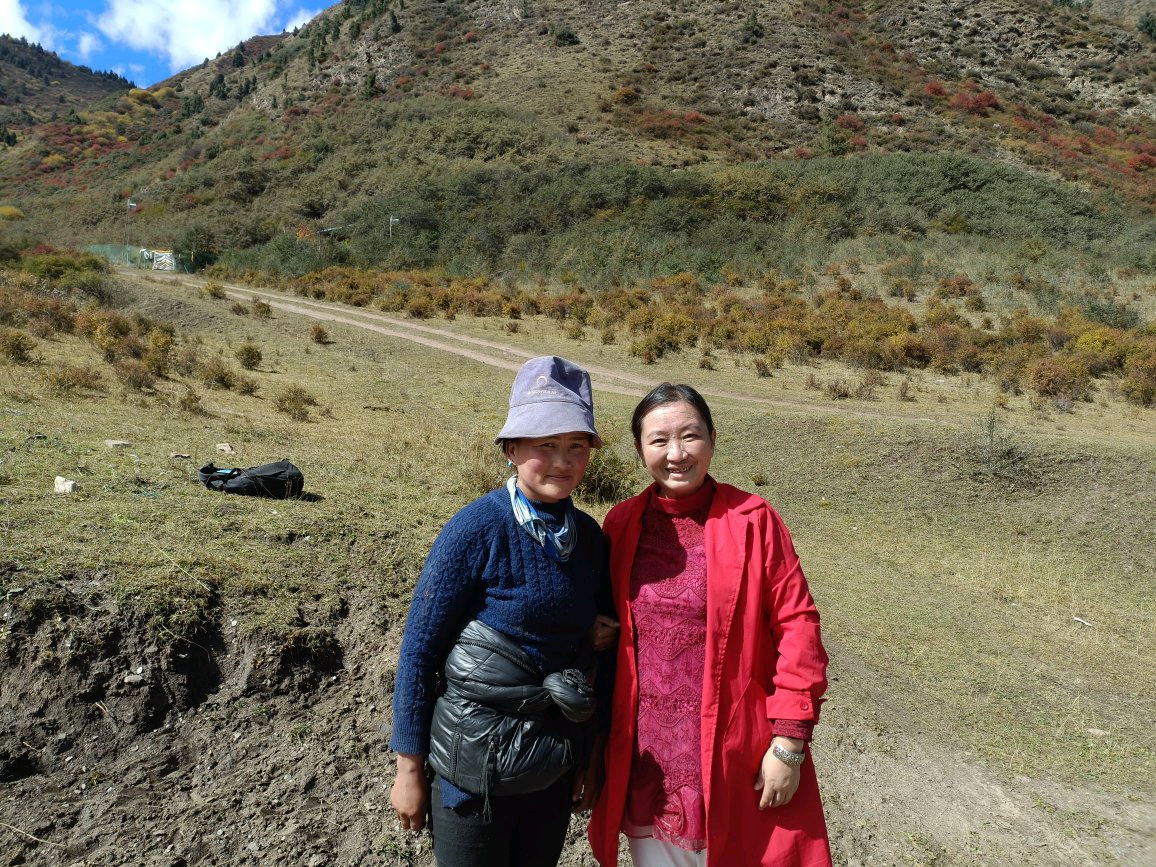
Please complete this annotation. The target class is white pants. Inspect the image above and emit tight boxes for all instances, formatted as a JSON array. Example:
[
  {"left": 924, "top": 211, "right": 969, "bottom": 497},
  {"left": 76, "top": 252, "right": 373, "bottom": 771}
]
[{"left": 627, "top": 836, "right": 707, "bottom": 867}]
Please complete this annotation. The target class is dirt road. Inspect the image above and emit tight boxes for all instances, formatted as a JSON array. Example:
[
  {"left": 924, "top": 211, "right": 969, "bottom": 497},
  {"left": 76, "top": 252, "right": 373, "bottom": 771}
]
[{"left": 164, "top": 272, "right": 952, "bottom": 427}]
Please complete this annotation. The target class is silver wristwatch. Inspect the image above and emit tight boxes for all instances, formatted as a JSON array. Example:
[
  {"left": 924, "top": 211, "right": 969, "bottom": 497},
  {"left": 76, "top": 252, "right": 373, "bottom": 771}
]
[{"left": 772, "top": 742, "right": 805, "bottom": 767}]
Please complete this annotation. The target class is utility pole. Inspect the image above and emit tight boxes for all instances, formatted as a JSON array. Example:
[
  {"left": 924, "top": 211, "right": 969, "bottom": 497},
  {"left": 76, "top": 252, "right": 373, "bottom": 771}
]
[{"left": 124, "top": 197, "right": 136, "bottom": 264}]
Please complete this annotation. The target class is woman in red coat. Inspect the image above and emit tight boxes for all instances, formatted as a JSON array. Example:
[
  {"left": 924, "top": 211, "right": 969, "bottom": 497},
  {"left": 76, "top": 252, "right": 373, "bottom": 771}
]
[{"left": 588, "top": 383, "right": 831, "bottom": 867}]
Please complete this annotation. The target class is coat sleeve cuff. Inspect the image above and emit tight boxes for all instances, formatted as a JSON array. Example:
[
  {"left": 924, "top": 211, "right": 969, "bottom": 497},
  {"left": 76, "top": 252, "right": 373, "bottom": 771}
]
[
  {"left": 766, "top": 690, "right": 823, "bottom": 722},
  {"left": 770, "top": 718, "right": 814, "bottom": 741}
]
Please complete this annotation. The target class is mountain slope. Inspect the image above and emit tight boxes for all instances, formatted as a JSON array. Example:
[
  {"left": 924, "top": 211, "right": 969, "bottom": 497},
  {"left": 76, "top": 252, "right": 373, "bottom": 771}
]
[
  {"left": 0, "top": 0, "right": 1153, "bottom": 260},
  {"left": 0, "top": 35, "right": 132, "bottom": 127}
]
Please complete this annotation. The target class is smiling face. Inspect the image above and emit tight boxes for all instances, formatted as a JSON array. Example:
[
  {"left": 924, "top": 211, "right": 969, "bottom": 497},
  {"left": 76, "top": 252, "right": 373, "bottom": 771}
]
[
  {"left": 636, "top": 401, "right": 716, "bottom": 499},
  {"left": 505, "top": 432, "right": 592, "bottom": 503}
]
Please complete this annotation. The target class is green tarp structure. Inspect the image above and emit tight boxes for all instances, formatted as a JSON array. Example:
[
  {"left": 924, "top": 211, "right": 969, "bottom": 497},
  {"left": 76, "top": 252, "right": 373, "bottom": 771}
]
[{"left": 83, "top": 244, "right": 193, "bottom": 272}]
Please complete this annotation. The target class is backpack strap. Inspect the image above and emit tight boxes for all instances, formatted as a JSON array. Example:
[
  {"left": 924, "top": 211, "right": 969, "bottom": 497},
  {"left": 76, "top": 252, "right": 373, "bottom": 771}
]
[{"left": 198, "top": 463, "right": 242, "bottom": 491}]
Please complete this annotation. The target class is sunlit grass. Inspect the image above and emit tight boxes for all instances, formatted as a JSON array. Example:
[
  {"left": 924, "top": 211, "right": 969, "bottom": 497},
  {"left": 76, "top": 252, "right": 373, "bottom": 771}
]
[{"left": 1, "top": 270, "right": 1152, "bottom": 799}]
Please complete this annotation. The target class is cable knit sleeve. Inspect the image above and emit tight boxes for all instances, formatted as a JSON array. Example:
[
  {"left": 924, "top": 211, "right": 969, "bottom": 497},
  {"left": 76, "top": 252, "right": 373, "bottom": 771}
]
[{"left": 389, "top": 505, "right": 490, "bottom": 756}]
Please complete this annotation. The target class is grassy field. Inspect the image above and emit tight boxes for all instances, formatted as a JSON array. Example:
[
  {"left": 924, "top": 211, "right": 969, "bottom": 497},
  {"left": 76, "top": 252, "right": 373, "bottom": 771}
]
[{"left": 2, "top": 268, "right": 1153, "bottom": 808}]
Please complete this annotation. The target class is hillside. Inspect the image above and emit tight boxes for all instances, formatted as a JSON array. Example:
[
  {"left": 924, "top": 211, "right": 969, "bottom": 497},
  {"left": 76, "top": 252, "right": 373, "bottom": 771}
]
[
  {"left": 1095, "top": 0, "right": 1156, "bottom": 27},
  {"left": 0, "top": 35, "right": 132, "bottom": 129},
  {"left": 1, "top": 256, "right": 1153, "bottom": 865},
  {"left": 0, "top": 0, "right": 1153, "bottom": 264}
]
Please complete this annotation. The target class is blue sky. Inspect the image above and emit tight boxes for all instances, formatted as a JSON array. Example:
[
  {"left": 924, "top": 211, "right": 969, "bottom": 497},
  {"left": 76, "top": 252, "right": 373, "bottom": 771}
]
[{"left": 0, "top": 0, "right": 322, "bottom": 87}]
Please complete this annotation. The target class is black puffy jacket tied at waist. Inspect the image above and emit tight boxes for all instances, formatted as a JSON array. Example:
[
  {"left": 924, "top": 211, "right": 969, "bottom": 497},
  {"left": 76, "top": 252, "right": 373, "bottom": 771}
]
[{"left": 428, "top": 619, "right": 594, "bottom": 804}]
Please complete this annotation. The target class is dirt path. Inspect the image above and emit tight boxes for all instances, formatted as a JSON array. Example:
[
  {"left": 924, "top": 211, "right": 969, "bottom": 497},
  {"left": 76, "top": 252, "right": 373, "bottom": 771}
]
[{"left": 159, "top": 272, "right": 952, "bottom": 427}]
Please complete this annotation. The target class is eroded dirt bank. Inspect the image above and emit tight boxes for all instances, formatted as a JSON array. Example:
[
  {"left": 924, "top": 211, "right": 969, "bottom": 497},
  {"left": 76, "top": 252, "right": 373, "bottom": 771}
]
[{"left": 3, "top": 578, "right": 1151, "bottom": 866}]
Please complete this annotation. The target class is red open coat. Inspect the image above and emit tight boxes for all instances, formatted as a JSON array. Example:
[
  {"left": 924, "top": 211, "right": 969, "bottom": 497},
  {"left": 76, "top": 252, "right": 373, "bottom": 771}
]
[{"left": 588, "top": 481, "right": 832, "bottom": 867}]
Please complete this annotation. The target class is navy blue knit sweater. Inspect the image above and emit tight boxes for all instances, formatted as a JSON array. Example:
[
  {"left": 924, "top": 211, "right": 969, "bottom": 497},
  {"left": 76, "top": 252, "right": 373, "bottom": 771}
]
[{"left": 390, "top": 486, "right": 609, "bottom": 759}]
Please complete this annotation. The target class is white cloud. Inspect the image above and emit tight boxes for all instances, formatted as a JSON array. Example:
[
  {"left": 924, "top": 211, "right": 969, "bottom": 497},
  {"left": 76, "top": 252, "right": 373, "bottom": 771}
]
[
  {"left": 285, "top": 7, "right": 320, "bottom": 32},
  {"left": 97, "top": 0, "right": 302, "bottom": 74},
  {"left": 0, "top": 0, "right": 44, "bottom": 43},
  {"left": 75, "top": 31, "right": 101, "bottom": 62}
]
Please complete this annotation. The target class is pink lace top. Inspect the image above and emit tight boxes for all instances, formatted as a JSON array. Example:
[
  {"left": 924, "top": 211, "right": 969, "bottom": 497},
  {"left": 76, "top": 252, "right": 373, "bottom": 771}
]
[{"left": 623, "top": 480, "right": 715, "bottom": 850}]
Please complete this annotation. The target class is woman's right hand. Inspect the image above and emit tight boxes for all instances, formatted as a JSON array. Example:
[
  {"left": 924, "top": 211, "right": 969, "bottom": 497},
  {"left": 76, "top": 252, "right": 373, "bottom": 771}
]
[
  {"left": 390, "top": 753, "right": 430, "bottom": 832},
  {"left": 589, "top": 614, "right": 620, "bottom": 652}
]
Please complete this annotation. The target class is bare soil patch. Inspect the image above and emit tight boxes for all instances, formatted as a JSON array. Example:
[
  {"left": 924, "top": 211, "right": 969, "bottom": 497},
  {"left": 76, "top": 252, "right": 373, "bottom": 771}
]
[{"left": 3, "top": 587, "right": 1152, "bottom": 866}]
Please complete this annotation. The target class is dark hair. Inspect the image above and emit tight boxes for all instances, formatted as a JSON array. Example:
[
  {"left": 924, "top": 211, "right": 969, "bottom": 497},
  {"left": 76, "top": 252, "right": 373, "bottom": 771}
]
[{"left": 630, "top": 383, "right": 715, "bottom": 447}]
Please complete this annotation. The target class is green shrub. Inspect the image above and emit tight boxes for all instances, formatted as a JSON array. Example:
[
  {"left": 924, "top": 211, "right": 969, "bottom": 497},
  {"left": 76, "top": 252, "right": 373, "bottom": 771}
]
[
  {"left": 576, "top": 445, "right": 636, "bottom": 504},
  {"left": 56, "top": 267, "right": 117, "bottom": 304},
  {"left": 554, "top": 27, "right": 580, "bottom": 46},
  {"left": 1081, "top": 297, "right": 1140, "bottom": 330},
  {"left": 1139, "top": 11, "right": 1156, "bottom": 40},
  {"left": 235, "top": 343, "right": 263, "bottom": 370},
  {"left": 22, "top": 251, "right": 109, "bottom": 281}
]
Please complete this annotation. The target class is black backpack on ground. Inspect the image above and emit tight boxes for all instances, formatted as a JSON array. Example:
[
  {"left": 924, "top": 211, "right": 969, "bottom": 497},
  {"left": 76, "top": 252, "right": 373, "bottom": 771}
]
[{"left": 198, "top": 459, "right": 304, "bottom": 499}]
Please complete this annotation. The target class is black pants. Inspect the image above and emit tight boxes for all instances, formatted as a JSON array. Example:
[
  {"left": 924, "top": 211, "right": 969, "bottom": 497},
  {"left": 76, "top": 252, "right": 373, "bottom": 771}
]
[{"left": 429, "top": 773, "right": 574, "bottom": 867}]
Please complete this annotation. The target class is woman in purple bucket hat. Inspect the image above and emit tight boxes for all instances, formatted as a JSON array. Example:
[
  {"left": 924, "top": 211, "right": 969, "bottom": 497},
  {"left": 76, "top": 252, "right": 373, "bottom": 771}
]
[{"left": 390, "top": 356, "right": 619, "bottom": 867}]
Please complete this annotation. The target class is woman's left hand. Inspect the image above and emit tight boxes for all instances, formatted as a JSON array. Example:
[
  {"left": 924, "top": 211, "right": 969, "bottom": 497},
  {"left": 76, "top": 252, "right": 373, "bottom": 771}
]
[{"left": 754, "top": 740, "right": 802, "bottom": 810}]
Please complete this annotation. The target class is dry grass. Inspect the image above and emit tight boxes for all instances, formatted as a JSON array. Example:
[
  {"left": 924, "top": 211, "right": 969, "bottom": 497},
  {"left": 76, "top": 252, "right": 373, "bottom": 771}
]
[{"left": 1, "top": 271, "right": 1153, "bottom": 801}]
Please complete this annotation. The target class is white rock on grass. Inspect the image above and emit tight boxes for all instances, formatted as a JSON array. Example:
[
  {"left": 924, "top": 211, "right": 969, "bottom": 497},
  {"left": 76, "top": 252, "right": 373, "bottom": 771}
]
[
  {"left": 215, "top": 443, "right": 236, "bottom": 454},
  {"left": 104, "top": 440, "right": 132, "bottom": 449},
  {"left": 54, "top": 476, "right": 79, "bottom": 494}
]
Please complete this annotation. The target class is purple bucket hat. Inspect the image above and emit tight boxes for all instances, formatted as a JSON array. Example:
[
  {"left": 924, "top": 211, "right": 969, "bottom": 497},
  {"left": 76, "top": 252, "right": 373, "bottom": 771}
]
[{"left": 495, "top": 356, "right": 603, "bottom": 447}]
